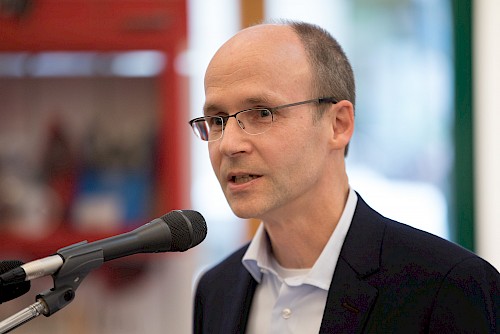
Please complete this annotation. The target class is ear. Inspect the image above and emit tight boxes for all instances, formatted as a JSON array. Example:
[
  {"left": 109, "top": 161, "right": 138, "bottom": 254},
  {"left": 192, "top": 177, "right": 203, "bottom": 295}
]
[{"left": 328, "top": 100, "right": 354, "bottom": 152}]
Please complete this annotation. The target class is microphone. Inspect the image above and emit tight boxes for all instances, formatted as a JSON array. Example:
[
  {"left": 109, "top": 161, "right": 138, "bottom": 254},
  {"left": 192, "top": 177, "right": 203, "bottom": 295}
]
[
  {"left": 0, "top": 210, "right": 207, "bottom": 285},
  {"left": 0, "top": 260, "right": 31, "bottom": 304}
]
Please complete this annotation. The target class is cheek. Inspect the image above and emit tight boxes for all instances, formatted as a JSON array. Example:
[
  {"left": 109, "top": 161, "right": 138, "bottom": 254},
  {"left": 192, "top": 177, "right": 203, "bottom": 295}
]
[
  {"left": 208, "top": 144, "right": 221, "bottom": 172},
  {"left": 266, "top": 139, "right": 304, "bottom": 172},
  {"left": 280, "top": 130, "right": 328, "bottom": 172}
]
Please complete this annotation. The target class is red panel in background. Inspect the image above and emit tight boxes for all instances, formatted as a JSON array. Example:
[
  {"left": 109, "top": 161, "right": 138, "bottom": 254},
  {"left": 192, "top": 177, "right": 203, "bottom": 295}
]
[
  {"left": 0, "top": 0, "right": 186, "bottom": 51},
  {"left": 0, "top": 0, "right": 189, "bottom": 257}
]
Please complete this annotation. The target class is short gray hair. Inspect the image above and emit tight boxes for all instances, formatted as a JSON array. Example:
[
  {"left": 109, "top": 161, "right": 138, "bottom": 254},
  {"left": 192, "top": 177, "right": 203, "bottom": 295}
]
[{"left": 266, "top": 19, "right": 356, "bottom": 109}]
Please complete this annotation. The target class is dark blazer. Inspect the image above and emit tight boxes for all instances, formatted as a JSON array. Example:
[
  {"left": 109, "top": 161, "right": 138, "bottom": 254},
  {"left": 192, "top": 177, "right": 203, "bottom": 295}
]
[{"left": 194, "top": 196, "right": 499, "bottom": 333}]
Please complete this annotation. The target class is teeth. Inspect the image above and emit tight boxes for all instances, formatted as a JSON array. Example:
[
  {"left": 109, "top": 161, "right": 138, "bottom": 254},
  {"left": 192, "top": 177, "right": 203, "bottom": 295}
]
[{"left": 233, "top": 175, "right": 258, "bottom": 184}]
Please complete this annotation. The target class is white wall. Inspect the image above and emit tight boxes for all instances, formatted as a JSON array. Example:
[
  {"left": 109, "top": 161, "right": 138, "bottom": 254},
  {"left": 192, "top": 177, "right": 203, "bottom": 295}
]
[{"left": 474, "top": 0, "right": 500, "bottom": 270}]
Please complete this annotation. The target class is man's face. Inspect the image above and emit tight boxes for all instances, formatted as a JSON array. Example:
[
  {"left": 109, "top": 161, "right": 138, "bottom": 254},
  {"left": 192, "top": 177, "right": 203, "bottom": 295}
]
[{"left": 204, "top": 25, "right": 334, "bottom": 222}]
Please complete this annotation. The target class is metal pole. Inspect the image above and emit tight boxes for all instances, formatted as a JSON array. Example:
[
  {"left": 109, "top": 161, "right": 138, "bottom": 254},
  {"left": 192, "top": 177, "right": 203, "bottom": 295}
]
[{"left": 0, "top": 300, "right": 46, "bottom": 334}]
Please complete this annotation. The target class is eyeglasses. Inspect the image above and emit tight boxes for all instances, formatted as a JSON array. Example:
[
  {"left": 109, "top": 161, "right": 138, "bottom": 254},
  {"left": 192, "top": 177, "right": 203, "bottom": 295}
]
[{"left": 189, "top": 97, "right": 337, "bottom": 142}]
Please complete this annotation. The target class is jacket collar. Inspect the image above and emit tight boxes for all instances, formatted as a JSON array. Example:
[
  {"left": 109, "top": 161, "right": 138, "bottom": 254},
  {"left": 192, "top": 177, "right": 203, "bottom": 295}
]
[{"left": 319, "top": 194, "right": 385, "bottom": 333}]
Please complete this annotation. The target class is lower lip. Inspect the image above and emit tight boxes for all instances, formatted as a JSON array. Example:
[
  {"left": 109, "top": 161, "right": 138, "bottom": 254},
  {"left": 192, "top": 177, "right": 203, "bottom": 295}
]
[{"left": 227, "top": 177, "right": 260, "bottom": 192}]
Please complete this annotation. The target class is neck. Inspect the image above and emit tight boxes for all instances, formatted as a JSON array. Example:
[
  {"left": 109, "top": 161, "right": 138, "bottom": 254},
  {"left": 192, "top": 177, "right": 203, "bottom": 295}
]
[{"left": 263, "top": 177, "right": 350, "bottom": 269}]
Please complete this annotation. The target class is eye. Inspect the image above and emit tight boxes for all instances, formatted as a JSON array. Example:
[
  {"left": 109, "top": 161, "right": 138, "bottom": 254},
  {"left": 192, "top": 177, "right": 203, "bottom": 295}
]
[
  {"left": 243, "top": 109, "right": 272, "bottom": 123},
  {"left": 208, "top": 116, "right": 224, "bottom": 127},
  {"left": 244, "top": 108, "right": 272, "bottom": 119},
  {"left": 258, "top": 109, "right": 272, "bottom": 118}
]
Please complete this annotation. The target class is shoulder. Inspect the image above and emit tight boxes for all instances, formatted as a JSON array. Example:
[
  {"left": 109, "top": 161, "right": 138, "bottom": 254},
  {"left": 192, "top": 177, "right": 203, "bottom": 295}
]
[
  {"left": 382, "top": 217, "right": 490, "bottom": 273},
  {"left": 351, "top": 195, "right": 499, "bottom": 331},
  {"left": 196, "top": 243, "right": 250, "bottom": 289},
  {"left": 353, "top": 194, "right": 490, "bottom": 272},
  {"left": 194, "top": 244, "right": 258, "bottom": 333},
  {"left": 387, "top": 222, "right": 500, "bottom": 331}
]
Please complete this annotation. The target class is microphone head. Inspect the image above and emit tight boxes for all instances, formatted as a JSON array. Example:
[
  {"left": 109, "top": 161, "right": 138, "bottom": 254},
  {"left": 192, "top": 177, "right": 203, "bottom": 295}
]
[
  {"left": 0, "top": 260, "right": 31, "bottom": 304},
  {"left": 161, "top": 210, "right": 207, "bottom": 252}
]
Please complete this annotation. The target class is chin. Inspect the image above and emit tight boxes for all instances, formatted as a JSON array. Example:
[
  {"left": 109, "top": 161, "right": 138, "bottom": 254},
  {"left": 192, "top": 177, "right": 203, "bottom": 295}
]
[
  {"left": 229, "top": 208, "right": 254, "bottom": 220},
  {"left": 228, "top": 202, "right": 262, "bottom": 220},
  {"left": 225, "top": 192, "right": 270, "bottom": 219}
]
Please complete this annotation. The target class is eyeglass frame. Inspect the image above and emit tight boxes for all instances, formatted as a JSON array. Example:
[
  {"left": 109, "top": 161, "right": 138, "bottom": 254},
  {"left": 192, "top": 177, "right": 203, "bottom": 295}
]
[{"left": 188, "top": 97, "right": 338, "bottom": 142}]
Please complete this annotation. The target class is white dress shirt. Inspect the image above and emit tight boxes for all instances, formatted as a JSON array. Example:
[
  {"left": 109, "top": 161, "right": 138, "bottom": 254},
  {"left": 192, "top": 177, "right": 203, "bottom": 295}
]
[{"left": 242, "top": 188, "right": 358, "bottom": 334}]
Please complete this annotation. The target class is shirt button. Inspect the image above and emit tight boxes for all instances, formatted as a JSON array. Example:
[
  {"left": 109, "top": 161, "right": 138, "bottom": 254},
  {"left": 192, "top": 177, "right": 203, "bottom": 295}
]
[{"left": 281, "top": 308, "right": 292, "bottom": 319}]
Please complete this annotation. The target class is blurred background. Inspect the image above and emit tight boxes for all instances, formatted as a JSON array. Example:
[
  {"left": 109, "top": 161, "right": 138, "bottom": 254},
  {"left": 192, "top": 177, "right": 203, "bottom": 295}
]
[{"left": 0, "top": 0, "right": 498, "bottom": 333}]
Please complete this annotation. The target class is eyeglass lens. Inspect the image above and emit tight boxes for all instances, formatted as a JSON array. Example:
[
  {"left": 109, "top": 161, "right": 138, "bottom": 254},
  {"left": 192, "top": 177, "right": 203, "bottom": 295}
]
[{"left": 193, "top": 108, "right": 273, "bottom": 141}]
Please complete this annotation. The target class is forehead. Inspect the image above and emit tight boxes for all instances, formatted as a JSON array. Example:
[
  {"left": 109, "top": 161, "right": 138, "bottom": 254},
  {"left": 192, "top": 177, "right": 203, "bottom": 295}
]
[{"left": 204, "top": 25, "right": 313, "bottom": 109}]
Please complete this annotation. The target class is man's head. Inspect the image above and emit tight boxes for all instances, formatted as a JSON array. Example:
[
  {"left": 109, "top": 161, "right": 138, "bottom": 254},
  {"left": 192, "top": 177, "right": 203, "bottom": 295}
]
[{"left": 201, "top": 21, "right": 355, "bottom": 220}]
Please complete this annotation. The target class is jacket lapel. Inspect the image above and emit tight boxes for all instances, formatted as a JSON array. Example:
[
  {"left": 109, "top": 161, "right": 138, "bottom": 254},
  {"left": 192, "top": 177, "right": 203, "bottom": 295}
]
[
  {"left": 220, "top": 263, "right": 257, "bottom": 334},
  {"left": 319, "top": 195, "right": 385, "bottom": 333}
]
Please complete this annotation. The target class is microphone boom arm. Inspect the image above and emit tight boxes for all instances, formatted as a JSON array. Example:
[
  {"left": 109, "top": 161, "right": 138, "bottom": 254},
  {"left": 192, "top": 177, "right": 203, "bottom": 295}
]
[
  {"left": 39, "top": 241, "right": 104, "bottom": 316},
  {"left": 36, "top": 217, "right": 173, "bottom": 316},
  {"left": 0, "top": 242, "right": 104, "bottom": 333}
]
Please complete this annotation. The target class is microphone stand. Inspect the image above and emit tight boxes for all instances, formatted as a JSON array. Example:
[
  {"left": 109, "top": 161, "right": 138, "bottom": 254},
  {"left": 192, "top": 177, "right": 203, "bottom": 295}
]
[
  {"left": 0, "top": 241, "right": 104, "bottom": 333},
  {"left": 0, "top": 301, "right": 46, "bottom": 333}
]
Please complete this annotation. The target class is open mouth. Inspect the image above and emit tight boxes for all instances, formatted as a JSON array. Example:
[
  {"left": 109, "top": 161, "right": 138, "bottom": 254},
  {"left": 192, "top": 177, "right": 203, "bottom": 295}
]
[{"left": 231, "top": 175, "right": 260, "bottom": 184}]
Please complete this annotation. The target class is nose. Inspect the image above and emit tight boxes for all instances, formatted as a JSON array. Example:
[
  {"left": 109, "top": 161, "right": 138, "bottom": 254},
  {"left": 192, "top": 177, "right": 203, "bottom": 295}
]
[
  {"left": 222, "top": 115, "right": 245, "bottom": 137},
  {"left": 217, "top": 117, "right": 248, "bottom": 155},
  {"left": 224, "top": 114, "right": 245, "bottom": 131}
]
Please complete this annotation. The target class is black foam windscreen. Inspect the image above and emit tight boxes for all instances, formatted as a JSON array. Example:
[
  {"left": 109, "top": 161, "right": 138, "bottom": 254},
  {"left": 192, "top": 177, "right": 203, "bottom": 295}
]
[
  {"left": 0, "top": 260, "right": 31, "bottom": 303},
  {"left": 160, "top": 210, "right": 207, "bottom": 252}
]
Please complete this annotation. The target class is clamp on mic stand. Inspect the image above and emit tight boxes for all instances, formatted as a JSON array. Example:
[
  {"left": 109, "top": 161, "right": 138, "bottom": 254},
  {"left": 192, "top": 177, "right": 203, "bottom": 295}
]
[{"left": 0, "top": 241, "right": 104, "bottom": 333}]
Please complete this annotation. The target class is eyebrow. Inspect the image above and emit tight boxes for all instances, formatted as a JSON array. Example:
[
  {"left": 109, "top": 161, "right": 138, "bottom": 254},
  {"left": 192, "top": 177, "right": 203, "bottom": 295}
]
[
  {"left": 243, "top": 96, "right": 273, "bottom": 106},
  {"left": 203, "top": 96, "right": 275, "bottom": 116},
  {"left": 202, "top": 104, "right": 223, "bottom": 116}
]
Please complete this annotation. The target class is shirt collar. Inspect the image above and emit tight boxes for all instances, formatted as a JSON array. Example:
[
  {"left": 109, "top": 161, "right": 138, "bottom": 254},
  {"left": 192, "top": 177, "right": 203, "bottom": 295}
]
[{"left": 242, "top": 188, "right": 358, "bottom": 288}]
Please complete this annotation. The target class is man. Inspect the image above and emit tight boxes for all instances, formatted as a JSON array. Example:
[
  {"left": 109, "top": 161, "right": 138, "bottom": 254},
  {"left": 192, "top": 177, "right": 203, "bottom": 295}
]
[{"left": 190, "top": 20, "right": 499, "bottom": 333}]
